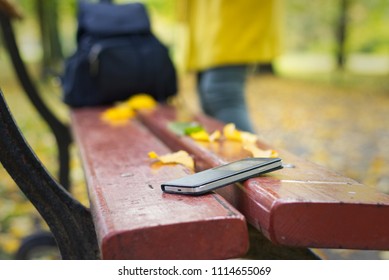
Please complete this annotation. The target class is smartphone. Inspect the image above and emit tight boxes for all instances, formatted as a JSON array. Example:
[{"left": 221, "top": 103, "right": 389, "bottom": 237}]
[{"left": 161, "top": 157, "right": 283, "bottom": 195}]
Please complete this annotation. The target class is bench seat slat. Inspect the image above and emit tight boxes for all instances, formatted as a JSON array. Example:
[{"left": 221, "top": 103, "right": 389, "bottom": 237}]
[
  {"left": 71, "top": 108, "right": 249, "bottom": 259},
  {"left": 139, "top": 105, "right": 389, "bottom": 250}
]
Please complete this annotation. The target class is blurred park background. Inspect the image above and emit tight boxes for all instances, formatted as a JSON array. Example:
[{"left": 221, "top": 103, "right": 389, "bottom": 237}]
[{"left": 0, "top": 0, "right": 388, "bottom": 259}]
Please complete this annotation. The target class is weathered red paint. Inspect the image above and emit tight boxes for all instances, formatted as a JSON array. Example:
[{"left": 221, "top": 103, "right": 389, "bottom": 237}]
[
  {"left": 139, "top": 105, "right": 389, "bottom": 250},
  {"left": 71, "top": 107, "right": 249, "bottom": 259}
]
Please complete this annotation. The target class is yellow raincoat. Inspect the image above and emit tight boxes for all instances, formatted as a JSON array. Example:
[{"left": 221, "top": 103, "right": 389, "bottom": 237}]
[{"left": 181, "top": 0, "right": 283, "bottom": 71}]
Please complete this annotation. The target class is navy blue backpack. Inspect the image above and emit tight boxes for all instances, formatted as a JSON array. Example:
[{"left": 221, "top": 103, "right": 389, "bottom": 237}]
[{"left": 62, "top": 1, "right": 177, "bottom": 107}]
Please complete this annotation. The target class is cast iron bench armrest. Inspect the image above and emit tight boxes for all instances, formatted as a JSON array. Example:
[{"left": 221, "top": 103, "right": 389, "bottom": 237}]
[
  {"left": 0, "top": 4, "right": 94, "bottom": 259},
  {"left": 0, "top": 89, "right": 99, "bottom": 259},
  {"left": 70, "top": 107, "right": 249, "bottom": 259},
  {"left": 0, "top": 7, "right": 71, "bottom": 189},
  {"left": 138, "top": 105, "right": 389, "bottom": 251}
]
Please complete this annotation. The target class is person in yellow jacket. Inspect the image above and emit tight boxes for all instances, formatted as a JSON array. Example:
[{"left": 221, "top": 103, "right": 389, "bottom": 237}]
[{"left": 181, "top": 0, "right": 282, "bottom": 132}]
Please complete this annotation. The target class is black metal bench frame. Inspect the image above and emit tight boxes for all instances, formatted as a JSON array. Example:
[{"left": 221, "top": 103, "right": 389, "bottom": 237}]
[{"left": 0, "top": 5, "right": 99, "bottom": 260}]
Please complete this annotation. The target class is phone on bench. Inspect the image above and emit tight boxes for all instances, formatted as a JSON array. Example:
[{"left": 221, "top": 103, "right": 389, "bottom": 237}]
[{"left": 161, "top": 157, "right": 283, "bottom": 195}]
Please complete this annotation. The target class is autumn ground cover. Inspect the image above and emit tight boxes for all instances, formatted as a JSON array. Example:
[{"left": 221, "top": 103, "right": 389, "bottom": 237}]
[{"left": 0, "top": 63, "right": 388, "bottom": 259}]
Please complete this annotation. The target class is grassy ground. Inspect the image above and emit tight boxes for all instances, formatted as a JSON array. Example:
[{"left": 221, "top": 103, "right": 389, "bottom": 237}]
[{"left": 1, "top": 56, "right": 389, "bottom": 258}]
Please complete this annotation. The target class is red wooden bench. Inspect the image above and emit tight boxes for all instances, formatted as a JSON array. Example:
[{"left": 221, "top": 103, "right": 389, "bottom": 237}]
[
  {"left": 68, "top": 103, "right": 389, "bottom": 259},
  {"left": 70, "top": 107, "right": 249, "bottom": 259},
  {"left": 0, "top": 0, "right": 315, "bottom": 259},
  {"left": 3, "top": 0, "right": 388, "bottom": 260},
  {"left": 138, "top": 105, "right": 389, "bottom": 251}
]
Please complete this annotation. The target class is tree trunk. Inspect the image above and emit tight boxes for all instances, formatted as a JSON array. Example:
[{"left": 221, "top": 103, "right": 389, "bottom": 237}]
[
  {"left": 336, "top": 0, "right": 349, "bottom": 69},
  {"left": 36, "top": 0, "right": 63, "bottom": 79}
]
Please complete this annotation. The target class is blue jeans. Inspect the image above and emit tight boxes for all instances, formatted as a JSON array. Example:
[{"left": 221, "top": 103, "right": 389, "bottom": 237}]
[{"left": 197, "top": 65, "right": 254, "bottom": 132}]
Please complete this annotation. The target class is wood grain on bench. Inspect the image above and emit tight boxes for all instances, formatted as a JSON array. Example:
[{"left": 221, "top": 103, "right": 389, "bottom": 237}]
[
  {"left": 71, "top": 107, "right": 249, "bottom": 259},
  {"left": 139, "top": 105, "right": 389, "bottom": 251}
]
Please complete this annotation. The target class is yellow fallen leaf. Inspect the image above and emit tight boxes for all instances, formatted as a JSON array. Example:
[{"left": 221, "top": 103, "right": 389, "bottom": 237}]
[
  {"left": 223, "top": 123, "right": 242, "bottom": 141},
  {"left": 148, "top": 151, "right": 159, "bottom": 159},
  {"left": 243, "top": 142, "right": 279, "bottom": 158},
  {"left": 101, "top": 94, "right": 157, "bottom": 126},
  {"left": 189, "top": 130, "right": 210, "bottom": 141},
  {"left": 148, "top": 150, "right": 194, "bottom": 170},
  {"left": 222, "top": 123, "right": 258, "bottom": 143},
  {"left": 240, "top": 131, "right": 258, "bottom": 143},
  {"left": 0, "top": 234, "right": 20, "bottom": 254},
  {"left": 209, "top": 130, "right": 221, "bottom": 142},
  {"left": 188, "top": 127, "right": 221, "bottom": 142},
  {"left": 221, "top": 123, "right": 278, "bottom": 158},
  {"left": 101, "top": 104, "right": 135, "bottom": 125},
  {"left": 126, "top": 93, "right": 157, "bottom": 110}
]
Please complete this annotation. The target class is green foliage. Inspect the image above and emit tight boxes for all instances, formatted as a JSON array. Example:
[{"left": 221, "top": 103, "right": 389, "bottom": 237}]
[
  {"left": 285, "top": 0, "right": 389, "bottom": 54},
  {"left": 167, "top": 121, "right": 204, "bottom": 136},
  {"left": 8, "top": 0, "right": 388, "bottom": 64}
]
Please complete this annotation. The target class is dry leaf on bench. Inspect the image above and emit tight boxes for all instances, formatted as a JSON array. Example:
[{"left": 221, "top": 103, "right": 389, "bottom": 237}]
[
  {"left": 223, "top": 123, "right": 258, "bottom": 143},
  {"left": 148, "top": 150, "right": 194, "bottom": 170},
  {"left": 243, "top": 142, "right": 279, "bottom": 158},
  {"left": 101, "top": 94, "right": 157, "bottom": 125}
]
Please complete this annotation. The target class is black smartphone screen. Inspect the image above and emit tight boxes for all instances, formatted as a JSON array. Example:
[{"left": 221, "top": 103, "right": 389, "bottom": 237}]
[{"left": 161, "top": 157, "right": 282, "bottom": 195}]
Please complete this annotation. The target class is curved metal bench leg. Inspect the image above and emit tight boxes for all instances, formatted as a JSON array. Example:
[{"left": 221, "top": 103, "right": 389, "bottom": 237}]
[
  {"left": 0, "top": 11, "right": 71, "bottom": 189},
  {"left": 0, "top": 89, "right": 99, "bottom": 259}
]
